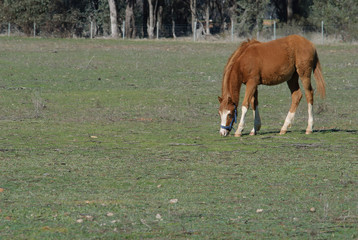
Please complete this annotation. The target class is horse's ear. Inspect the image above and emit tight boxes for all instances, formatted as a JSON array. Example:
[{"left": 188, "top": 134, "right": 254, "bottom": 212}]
[
  {"left": 218, "top": 96, "right": 223, "bottom": 103},
  {"left": 228, "top": 96, "right": 233, "bottom": 104}
]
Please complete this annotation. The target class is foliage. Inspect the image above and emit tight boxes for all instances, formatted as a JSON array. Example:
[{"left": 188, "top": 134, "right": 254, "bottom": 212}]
[
  {"left": 0, "top": 0, "right": 357, "bottom": 40},
  {"left": 0, "top": 0, "right": 50, "bottom": 35},
  {"left": 269, "top": 0, "right": 313, "bottom": 22},
  {"left": 236, "top": 0, "right": 269, "bottom": 36},
  {"left": 309, "top": 0, "right": 358, "bottom": 41},
  {"left": 0, "top": 0, "right": 114, "bottom": 37}
]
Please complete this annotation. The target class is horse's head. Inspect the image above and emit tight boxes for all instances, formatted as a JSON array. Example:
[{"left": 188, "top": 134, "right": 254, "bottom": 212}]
[{"left": 218, "top": 96, "right": 237, "bottom": 136}]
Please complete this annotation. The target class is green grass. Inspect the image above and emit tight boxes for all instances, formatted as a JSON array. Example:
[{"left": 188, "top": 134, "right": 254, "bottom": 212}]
[{"left": 0, "top": 37, "right": 357, "bottom": 239}]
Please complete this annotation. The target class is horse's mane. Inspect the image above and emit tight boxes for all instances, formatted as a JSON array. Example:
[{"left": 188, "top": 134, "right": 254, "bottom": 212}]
[{"left": 222, "top": 39, "right": 260, "bottom": 95}]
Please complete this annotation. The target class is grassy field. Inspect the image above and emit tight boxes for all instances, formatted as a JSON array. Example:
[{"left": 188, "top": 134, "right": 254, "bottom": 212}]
[{"left": 0, "top": 37, "right": 357, "bottom": 239}]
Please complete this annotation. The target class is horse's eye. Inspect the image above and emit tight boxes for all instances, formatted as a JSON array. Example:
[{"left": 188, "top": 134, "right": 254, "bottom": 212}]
[{"left": 228, "top": 114, "right": 232, "bottom": 118}]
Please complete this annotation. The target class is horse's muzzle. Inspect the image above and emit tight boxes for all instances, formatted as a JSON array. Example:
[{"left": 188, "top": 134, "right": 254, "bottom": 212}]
[{"left": 220, "top": 128, "right": 230, "bottom": 136}]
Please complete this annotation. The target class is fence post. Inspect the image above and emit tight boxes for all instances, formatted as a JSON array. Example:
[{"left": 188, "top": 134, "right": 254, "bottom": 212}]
[
  {"left": 156, "top": 21, "right": 159, "bottom": 39},
  {"left": 193, "top": 19, "right": 197, "bottom": 42},
  {"left": 8, "top": 23, "right": 10, "bottom": 37},
  {"left": 273, "top": 20, "right": 276, "bottom": 40},
  {"left": 90, "top": 21, "right": 93, "bottom": 39},
  {"left": 231, "top": 19, "right": 234, "bottom": 42},
  {"left": 33, "top": 22, "right": 36, "bottom": 37},
  {"left": 122, "top": 20, "right": 125, "bottom": 39},
  {"left": 321, "top": 21, "right": 324, "bottom": 45}
]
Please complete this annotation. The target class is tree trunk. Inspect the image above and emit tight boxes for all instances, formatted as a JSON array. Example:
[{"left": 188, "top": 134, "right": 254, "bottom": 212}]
[
  {"left": 190, "top": 0, "right": 196, "bottom": 34},
  {"left": 157, "top": 5, "right": 163, "bottom": 37},
  {"left": 172, "top": 19, "right": 176, "bottom": 39},
  {"left": 205, "top": 0, "right": 210, "bottom": 35},
  {"left": 215, "top": 0, "right": 224, "bottom": 32},
  {"left": 108, "top": 0, "right": 118, "bottom": 38},
  {"left": 228, "top": 0, "right": 236, "bottom": 34},
  {"left": 147, "top": 0, "right": 157, "bottom": 39},
  {"left": 125, "top": 0, "right": 136, "bottom": 38},
  {"left": 171, "top": 4, "right": 176, "bottom": 38},
  {"left": 287, "top": 0, "right": 293, "bottom": 22}
]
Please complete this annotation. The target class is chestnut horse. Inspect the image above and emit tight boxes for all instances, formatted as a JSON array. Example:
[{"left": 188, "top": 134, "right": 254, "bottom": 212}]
[{"left": 218, "top": 35, "right": 326, "bottom": 136}]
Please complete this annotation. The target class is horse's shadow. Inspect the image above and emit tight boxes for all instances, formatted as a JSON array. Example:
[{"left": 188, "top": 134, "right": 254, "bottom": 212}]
[
  {"left": 239, "top": 128, "right": 357, "bottom": 136},
  {"left": 313, "top": 129, "right": 357, "bottom": 134}
]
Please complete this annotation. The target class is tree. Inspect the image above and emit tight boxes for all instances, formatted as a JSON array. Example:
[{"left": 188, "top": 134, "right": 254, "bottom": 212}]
[
  {"left": 168, "top": 0, "right": 177, "bottom": 38},
  {"left": 236, "top": 0, "right": 268, "bottom": 36},
  {"left": 205, "top": 0, "right": 211, "bottom": 35},
  {"left": 125, "top": 0, "right": 136, "bottom": 38},
  {"left": 146, "top": 0, "right": 156, "bottom": 39},
  {"left": 108, "top": 0, "right": 118, "bottom": 38},
  {"left": 228, "top": 0, "right": 237, "bottom": 26},
  {"left": 190, "top": 0, "right": 196, "bottom": 33},
  {"left": 287, "top": 0, "right": 293, "bottom": 22}
]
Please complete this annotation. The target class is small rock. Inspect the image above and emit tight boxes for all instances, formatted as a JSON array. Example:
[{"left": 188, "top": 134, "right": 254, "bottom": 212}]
[{"left": 169, "top": 199, "right": 178, "bottom": 204}]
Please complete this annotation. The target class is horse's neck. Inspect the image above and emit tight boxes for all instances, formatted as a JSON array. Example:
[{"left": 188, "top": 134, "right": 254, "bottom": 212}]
[{"left": 222, "top": 75, "right": 241, "bottom": 105}]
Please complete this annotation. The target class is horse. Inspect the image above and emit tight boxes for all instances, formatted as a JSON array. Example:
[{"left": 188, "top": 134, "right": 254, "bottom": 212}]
[{"left": 218, "top": 35, "right": 326, "bottom": 137}]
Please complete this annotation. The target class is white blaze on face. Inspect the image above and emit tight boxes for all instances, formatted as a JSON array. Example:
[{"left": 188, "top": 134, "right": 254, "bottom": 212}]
[
  {"left": 220, "top": 110, "right": 230, "bottom": 126},
  {"left": 219, "top": 109, "right": 230, "bottom": 136}
]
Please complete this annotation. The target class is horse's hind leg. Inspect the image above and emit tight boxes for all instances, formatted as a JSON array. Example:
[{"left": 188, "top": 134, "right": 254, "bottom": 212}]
[
  {"left": 280, "top": 73, "right": 302, "bottom": 134},
  {"left": 301, "top": 77, "right": 314, "bottom": 134},
  {"left": 250, "top": 89, "right": 261, "bottom": 135}
]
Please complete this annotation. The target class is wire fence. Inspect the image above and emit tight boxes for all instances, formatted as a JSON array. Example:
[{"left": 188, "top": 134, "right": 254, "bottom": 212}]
[{"left": 1, "top": 20, "right": 357, "bottom": 43}]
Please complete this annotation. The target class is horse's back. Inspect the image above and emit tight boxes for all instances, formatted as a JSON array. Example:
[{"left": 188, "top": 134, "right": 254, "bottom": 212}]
[
  {"left": 256, "top": 35, "right": 315, "bottom": 59},
  {"left": 239, "top": 35, "right": 316, "bottom": 85}
]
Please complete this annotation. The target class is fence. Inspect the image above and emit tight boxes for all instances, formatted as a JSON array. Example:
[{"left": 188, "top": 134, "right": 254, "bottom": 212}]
[{"left": 1, "top": 20, "right": 357, "bottom": 43}]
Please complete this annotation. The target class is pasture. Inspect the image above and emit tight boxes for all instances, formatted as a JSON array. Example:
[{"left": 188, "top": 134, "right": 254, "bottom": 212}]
[{"left": 0, "top": 37, "right": 357, "bottom": 239}]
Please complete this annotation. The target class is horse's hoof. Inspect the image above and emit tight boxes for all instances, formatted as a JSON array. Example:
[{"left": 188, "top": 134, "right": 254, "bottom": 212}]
[
  {"left": 279, "top": 130, "right": 286, "bottom": 135},
  {"left": 234, "top": 133, "right": 241, "bottom": 137},
  {"left": 249, "top": 131, "right": 256, "bottom": 136},
  {"left": 305, "top": 130, "right": 312, "bottom": 135}
]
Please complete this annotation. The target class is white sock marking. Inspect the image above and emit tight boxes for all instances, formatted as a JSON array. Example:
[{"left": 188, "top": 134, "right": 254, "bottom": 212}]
[
  {"left": 235, "top": 106, "right": 248, "bottom": 135},
  {"left": 307, "top": 103, "right": 313, "bottom": 133},
  {"left": 281, "top": 111, "right": 295, "bottom": 132}
]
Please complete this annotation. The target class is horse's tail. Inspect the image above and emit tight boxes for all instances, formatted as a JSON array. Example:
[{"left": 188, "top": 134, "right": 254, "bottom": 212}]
[{"left": 313, "top": 50, "right": 326, "bottom": 99}]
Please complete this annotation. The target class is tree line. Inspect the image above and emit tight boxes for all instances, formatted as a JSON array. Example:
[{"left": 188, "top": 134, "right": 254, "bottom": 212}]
[{"left": 0, "top": 0, "right": 357, "bottom": 40}]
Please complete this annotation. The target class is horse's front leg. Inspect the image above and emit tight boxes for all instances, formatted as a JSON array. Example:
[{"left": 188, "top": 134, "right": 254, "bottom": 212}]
[
  {"left": 250, "top": 107, "right": 261, "bottom": 135},
  {"left": 234, "top": 106, "right": 248, "bottom": 137},
  {"left": 235, "top": 83, "right": 257, "bottom": 137}
]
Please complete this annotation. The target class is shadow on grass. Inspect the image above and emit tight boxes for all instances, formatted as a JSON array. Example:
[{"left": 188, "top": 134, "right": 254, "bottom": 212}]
[
  {"left": 313, "top": 128, "right": 357, "bottom": 134},
  {"left": 226, "top": 128, "right": 358, "bottom": 137}
]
